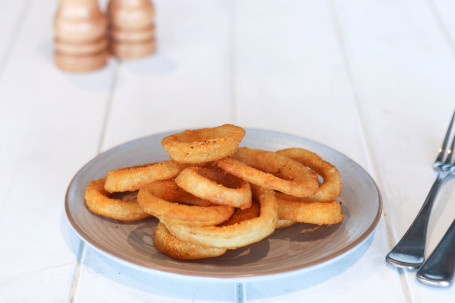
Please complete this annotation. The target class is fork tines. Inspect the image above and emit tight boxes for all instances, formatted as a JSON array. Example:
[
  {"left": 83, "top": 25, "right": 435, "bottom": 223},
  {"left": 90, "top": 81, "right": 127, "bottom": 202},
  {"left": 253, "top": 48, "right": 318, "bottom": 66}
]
[{"left": 435, "top": 110, "right": 455, "bottom": 165}]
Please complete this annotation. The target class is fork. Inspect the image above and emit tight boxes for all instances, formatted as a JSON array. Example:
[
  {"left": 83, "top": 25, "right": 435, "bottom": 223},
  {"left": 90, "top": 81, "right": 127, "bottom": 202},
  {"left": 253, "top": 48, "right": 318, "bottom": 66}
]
[{"left": 386, "top": 110, "right": 455, "bottom": 269}]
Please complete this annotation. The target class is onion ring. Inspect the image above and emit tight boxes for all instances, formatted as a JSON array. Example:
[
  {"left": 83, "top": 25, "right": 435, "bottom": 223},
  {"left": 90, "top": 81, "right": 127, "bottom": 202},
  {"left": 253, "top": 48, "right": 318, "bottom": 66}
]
[
  {"left": 104, "top": 160, "right": 188, "bottom": 193},
  {"left": 154, "top": 222, "right": 227, "bottom": 260},
  {"left": 161, "top": 124, "right": 245, "bottom": 164},
  {"left": 277, "top": 148, "right": 342, "bottom": 202},
  {"left": 216, "top": 147, "right": 319, "bottom": 198},
  {"left": 85, "top": 178, "right": 151, "bottom": 221},
  {"left": 276, "top": 193, "right": 343, "bottom": 225},
  {"left": 163, "top": 185, "right": 278, "bottom": 249},
  {"left": 138, "top": 181, "right": 234, "bottom": 226},
  {"left": 218, "top": 202, "right": 259, "bottom": 226},
  {"left": 138, "top": 180, "right": 213, "bottom": 207},
  {"left": 175, "top": 167, "right": 252, "bottom": 209},
  {"left": 276, "top": 219, "right": 297, "bottom": 229}
]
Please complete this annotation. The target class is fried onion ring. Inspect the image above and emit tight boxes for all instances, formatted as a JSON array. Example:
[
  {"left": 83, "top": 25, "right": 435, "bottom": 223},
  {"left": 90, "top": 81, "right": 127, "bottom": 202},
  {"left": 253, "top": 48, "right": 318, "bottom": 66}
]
[
  {"left": 154, "top": 222, "right": 227, "bottom": 260},
  {"left": 163, "top": 186, "right": 278, "bottom": 249},
  {"left": 85, "top": 178, "right": 151, "bottom": 221},
  {"left": 276, "top": 193, "right": 343, "bottom": 225},
  {"left": 138, "top": 181, "right": 234, "bottom": 226},
  {"left": 175, "top": 167, "right": 252, "bottom": 209},
  {"left": 216, "top": 147, "right": 319, "bottom": 198},
  {"left": 104, "top": 160, "right": 188, "bottom": 192},
  {"left": 277, "top": 148, "right": 342, "bottom": 202},
  {"left": 218, "top": 202, "right": 259, "bottom": 226},
  {"left": 161, "top": 124, "right": 246, "bottom": 164},
  {"left": 276, "top": 219, "right": 297, "bottom": 229}
]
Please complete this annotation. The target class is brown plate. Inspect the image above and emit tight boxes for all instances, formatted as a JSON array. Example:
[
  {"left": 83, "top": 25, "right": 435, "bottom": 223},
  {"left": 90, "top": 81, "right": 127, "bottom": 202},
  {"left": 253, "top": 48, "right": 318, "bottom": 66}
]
[{"left": 65, "top": 129, "right": 382, "bottom": 280}]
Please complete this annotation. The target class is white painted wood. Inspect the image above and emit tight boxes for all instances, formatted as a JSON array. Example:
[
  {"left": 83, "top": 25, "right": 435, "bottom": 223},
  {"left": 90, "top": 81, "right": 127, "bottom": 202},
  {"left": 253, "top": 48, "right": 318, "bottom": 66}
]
[
  {"left": 75, "top": 248, "right": 235, "bottom": 302},
  {"left": 0, "top": 0, "right": 454, "bottom": 301},
  {"left": 0, "top": 0, "right": 115, "bottom": 302},
  {"left": 233, "top": 0, "right": 369, "bottom": 165},
  {"left": 233, "top": 0, "right": 404, "bottom": 301},
  {"left": 0, "top": 1, "right": 28, "bottom": 75},
  {"left": 246, "top": 221, "right": 405, "bottom": 303},
  {"left": 332, "top": 0, "right": 455, "bottom": 301},
  {"left": 101, "top": 0, "right": 233, "bottom": 150},
  {"left": 431, "top": 0, "right": 455, "bottom": 53},
  {"left": 74, "top": 0, "right": 234, "bottom": 300}
]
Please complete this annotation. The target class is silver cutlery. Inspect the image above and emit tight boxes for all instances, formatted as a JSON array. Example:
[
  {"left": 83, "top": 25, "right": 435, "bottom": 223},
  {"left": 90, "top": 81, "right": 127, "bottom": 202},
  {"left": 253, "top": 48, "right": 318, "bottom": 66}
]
[
  {"left": 386, "top": 110, "right": 455, "bottom": 269},
  {"left": 416, "top": 217, "right": 455, "bottom": 287}
]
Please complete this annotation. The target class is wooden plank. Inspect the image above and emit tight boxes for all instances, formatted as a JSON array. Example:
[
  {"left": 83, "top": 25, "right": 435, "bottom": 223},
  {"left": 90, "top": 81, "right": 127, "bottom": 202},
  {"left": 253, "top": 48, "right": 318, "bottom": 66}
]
[
  {"left": 246, "top": 221, "right": 406, "bottom": 303},
  {"left": 234, "top": 0, "right": 369, "bottom": 163},
  {"left": 0, "top": 1, "right": 28, "bottom": 76},
  {"left": 234, "top": 0, "right": 403, "bottom": 301},
  {"left": 332, "top": 0, "right": 455, "bottom": 300},
  {"left": 76, "top": 249, "right": 235, "bottom": 303},
  {"left": 431, "top": 0, "right": 455, "bottom": 55},
  {"left": 75, "top": 0, "right": 235, "bottom": 301},
  {"left": 101, "top": 0, "right": 234, "bottom": 150},
  {"left": 0, "top": 0, "right": 116, "bottom": 301}
]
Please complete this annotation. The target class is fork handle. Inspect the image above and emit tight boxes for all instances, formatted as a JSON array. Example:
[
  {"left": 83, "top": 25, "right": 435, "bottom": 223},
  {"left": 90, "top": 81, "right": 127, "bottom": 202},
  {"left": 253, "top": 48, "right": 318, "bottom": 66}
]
[
  {"left": 416, "top": 218, "right": 455, "bottom": 287},
  {"left": 386, "top": 172, "right": 449, "bottom": 269}
]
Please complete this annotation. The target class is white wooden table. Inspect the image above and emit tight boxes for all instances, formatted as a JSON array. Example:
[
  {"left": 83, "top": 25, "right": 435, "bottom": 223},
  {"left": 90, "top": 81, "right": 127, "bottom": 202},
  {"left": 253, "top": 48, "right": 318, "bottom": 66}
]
[{"left": 1, "top": 0, "right": 455, "bottom": 302}]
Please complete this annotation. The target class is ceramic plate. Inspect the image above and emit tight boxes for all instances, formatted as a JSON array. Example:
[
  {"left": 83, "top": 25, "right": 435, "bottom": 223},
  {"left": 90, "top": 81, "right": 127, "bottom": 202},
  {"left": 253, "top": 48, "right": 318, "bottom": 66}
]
[{"left": 66, "top": 129, "right": 382, "bottom": 281}]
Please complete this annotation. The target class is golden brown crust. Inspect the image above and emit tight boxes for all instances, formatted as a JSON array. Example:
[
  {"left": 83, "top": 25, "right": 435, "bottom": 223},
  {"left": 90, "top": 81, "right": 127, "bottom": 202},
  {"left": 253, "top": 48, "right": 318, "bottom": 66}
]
[
  {"left": 163, "top": 186, "right": 278, "bottom": 249},
  {"left": 85, "top": 178, "right": 151, "bottom": 221},
  {"left": 161, "top": 124, "right": 245, "bottom": 164},
  {"left": 277, "top": 148, "right": 342, "bottom": 202},
  {"left": 138, "top": 181, "right": 234, "bottom": 226},
  {"left": 83, "top": 125, "right": 345, "bottom": 260},
  {"left": 276, "top": 219, "right": 297, "bottom": 229},
  {"left": 218, "top": 202, "right": 259, "bottom": 226},
  {"left": 276, "top": 194, "right": 343, "bottom": 225},
  {"left": 154, "top": 223, "right": 227, "bottom": 260},
  {"left": 175, "top": 167, "right": 252, "bottom": 209},
  {"left": 104, "top": 161, "right": 187, "bottom": 192},
  {"left": 217, "top": 148, "right": 319, "bottom": 198}
]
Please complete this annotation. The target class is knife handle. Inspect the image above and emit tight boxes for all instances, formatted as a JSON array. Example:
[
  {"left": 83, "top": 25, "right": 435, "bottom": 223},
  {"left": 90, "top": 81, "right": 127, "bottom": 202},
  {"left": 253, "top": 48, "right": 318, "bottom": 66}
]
[{"left": 417, "top": 218, "right": 455, "bottom": 287}]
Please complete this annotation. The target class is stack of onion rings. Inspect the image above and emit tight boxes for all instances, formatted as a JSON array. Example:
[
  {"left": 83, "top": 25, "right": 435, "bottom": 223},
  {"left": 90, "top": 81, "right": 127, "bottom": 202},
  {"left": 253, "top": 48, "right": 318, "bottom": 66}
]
[{"left": 84, "top": 125, "right": 344, "bottom": 260}]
